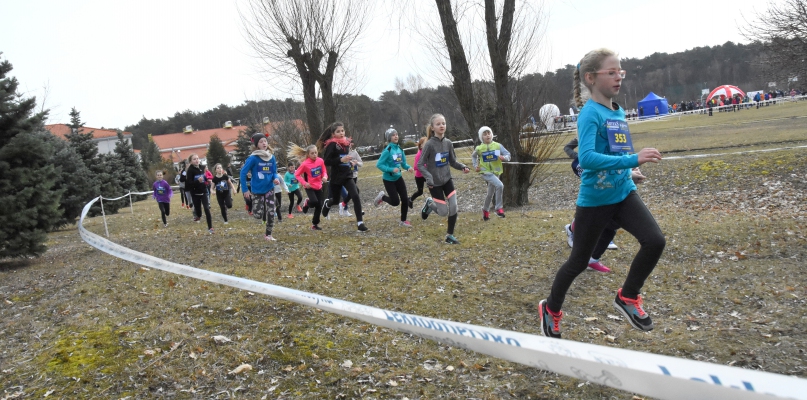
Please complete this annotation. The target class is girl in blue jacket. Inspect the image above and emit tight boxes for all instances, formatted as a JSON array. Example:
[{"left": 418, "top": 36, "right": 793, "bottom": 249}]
[
  {"left": 374, "top": 127, "right": 414, "bottom": 227},
  {"left": 240, "top": 133, "right": 281, "bottom": 241}
]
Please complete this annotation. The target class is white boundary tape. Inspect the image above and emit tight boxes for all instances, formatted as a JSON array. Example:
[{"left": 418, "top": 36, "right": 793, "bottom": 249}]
[{"left": 77, "top": 197, "right": 807, "bottom": 399}]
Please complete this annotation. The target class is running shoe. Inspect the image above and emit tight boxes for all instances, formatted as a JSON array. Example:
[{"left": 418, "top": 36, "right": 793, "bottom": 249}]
[
  {"left": 587, "top": 260, "right": 611, "bottom": 273},
  {"left": 264, "top": 235, "right": 276, "bottom": 241},
  {"left": 223, "top": 221, "right": 229, "bottom": 225},
  {"left": 400, "top": 220, "right": 412, "bottom": 227},
  {"left": 374, "top": 191, "right": 385, "bottom": 207},
  {"left": 194, "top": 217, "right": 200, "bottom": 223},
  {"left": 163, "top": 223, "right": 168, "bottom": 228},
  {"left": 296, "top": 204, "right": 303, "bottom": 212},
  {"left": 613, "top": 288, "right": 654, "bottom": 331},
  {"left": 421, "top": 198, "right": 433, "bottom": 220},
  {"left": 287, "top": 214, "right": 294, "bottom": 219},
  {"left": 357, "top": 223, "right": 369, "bottom": 232},
  {"left": 564, "top": 224, "right": 574, "bottom": 248},
  {"left": 496, "top": 208, "right": 505, "bottom": 218},
  {"left": 311, "top": 225, "right": 322, "bottom": 231},
  {"left": 483, "top": 210, "right": 490, "bottom": 221},
  {"left": 607, "top": 241, "right": 619, "bottom": 250},
  {"left": 208, "top": 228, "right": 214, "bottom": 234},
  {"left": 538, "top": 299, "right": 562, "bottom": 338},
  {"left": 322, "top": 199, "right": 331, "bottom": 218},
  {"left": 445, "top": 234, "right": 460, "bottom": 244}
]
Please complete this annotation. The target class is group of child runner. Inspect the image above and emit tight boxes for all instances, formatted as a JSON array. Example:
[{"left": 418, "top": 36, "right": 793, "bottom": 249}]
[{"left": 151, "top": 47, "right": 666, "bottom": 340}]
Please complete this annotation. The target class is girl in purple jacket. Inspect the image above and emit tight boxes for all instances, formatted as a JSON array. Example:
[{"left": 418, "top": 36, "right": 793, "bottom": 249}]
[{"left": 152, "top": 170, "right": 173, "bottom": 227}]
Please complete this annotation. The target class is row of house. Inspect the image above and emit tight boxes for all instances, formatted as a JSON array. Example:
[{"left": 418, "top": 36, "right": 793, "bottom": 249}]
[{"left": 45, "top": 119, "right": 307, "bottom": 168}]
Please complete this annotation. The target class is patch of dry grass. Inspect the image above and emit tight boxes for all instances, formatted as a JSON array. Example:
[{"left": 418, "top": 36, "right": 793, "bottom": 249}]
[{"left": 1, "top": 103, "right": 806, "bottom": 399}]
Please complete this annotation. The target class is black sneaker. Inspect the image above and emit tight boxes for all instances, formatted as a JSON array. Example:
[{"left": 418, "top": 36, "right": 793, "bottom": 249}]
[
  {"left": 421, "top": 198, "right": 433, "bottom": 220},
  {"left": 538, "top": 300, "right": 562, "bottom": 338},
  {"left": 357, "top": 223, "right": 368, "bottom": 232},
  {"left": 311, "top": 225, "right": 322, "bottom": 231},
  {"left": 445, "top": 234, "right": 460, "bottom": 244},
  {"left": 495, "top": 208, "right": 505, "bottom": 218},
  {"left": 322, "top": 199, "right": 331, "bottom": 218},
  {"left": 613, "top": 288, "right": 654, "bottom": 331}
]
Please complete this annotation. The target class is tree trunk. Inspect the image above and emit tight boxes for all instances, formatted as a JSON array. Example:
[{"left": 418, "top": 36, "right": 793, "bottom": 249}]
[
  {"left": 483, "top": 0, "right": 533, "bottom": 206},
  {"left": 288, "top": 40, "right": 323, "bottom": 142},
  {"left": 434, "top": 0, "right": 477, "bottom": 130}
]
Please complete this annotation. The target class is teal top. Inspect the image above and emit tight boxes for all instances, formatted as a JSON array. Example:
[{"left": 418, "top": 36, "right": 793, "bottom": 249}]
[
  {"left": 284, "top": 171, "right": 300, "bottom": 192},
  {"left": 576, "top": 99, "right": 638, "bottom": 207},
  {"left": 376, "top": 142, "right": 411, "bottom": 181}
]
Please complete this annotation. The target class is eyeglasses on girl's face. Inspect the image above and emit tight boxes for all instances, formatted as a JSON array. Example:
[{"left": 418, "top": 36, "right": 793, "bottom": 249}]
[{"left": 595, "top": 69, "right": 626, "bottom": 79}]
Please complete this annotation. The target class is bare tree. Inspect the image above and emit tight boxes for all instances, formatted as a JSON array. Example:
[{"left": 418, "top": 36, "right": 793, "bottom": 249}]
[
  {"left": 240, "top": 0, "right": 371, "bottom": 142},
  {"left": 394, "top": 0, "right": 555, "bottom": 206},
  {"left": 741, "top": 0, "right": 807, "bottom": 87}
]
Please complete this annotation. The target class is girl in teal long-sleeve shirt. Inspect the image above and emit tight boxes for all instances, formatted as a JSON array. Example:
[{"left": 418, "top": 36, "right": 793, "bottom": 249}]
[
  {"left": 284, "top": 162, "right": 303, "bottom": 218},
  {"left": 538, "top": 48, "right": 666, "bottom": 340},
  {"left": 373, "top": 127, "right": 414, "bottom": 227}
]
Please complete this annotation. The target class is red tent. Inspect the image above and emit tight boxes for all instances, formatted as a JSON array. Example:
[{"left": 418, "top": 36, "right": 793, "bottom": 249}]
[{"left": 708, "top": 85, "right": 745, "bottom": 100}]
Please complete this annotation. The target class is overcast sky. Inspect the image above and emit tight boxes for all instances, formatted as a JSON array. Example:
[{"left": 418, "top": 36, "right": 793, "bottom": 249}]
[{"left": 0, "top": 0, "right": 775, "bottom": 130}]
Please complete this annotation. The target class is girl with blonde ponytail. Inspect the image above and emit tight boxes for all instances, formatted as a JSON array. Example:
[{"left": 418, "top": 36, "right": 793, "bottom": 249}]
[{"left": 539, "top": 48, "right": 666, "bottom": 339}]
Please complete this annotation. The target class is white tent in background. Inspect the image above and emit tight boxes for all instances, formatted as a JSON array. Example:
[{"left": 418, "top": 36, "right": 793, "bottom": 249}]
[{"left": 539, "top": 104, "right": 561, "bottom": 131}]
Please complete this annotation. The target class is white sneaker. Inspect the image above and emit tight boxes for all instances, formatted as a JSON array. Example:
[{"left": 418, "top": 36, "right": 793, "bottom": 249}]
[
  {"left": 343, "top": 208, "right": 352, "bottom": 217},
  {"left": 374, "top": 191, "right": 385, "bottom": 207},
  {"left": 607, "top": 241, "right": 619, "bottom": 250},
  {"left": 564, "top": 224, "right": 574, "bottom": 248}
]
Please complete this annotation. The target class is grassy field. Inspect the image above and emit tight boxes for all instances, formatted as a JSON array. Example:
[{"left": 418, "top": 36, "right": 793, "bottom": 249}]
[{"left": 1, "top": 100, "right": 806, "bottom": 399}]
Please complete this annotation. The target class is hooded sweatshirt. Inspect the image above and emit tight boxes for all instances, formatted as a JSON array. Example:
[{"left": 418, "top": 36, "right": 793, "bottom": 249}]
[
  {"left": 417, "top": 135, "right": 467, "bottom": 187},
  {"left": 240, "top": 150, "right": 278, "bottom": 195},
  {"left": 377, "top": 142, "right": 411, "bottom": 181},
  {"left": 186, "top": 164, "right": 208, "bottom": 195},
  {"left": 152, "top": 179, "right": 173, "bottom": 203}
]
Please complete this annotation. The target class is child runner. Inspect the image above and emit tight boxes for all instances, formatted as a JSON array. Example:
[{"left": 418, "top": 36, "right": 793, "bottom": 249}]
[
  {"left": 340, "top": 142, "right": 363, "bottom": 216},
  {"left": 176, "top": 164, "right": 188, "bottom": 209},
  {"left": 180, "top": 163, "right": 194, "bottom": 211},
  {"left": 284, "top": 162, "right": 304, "bottom": 219},
  {"left": 539, "top": 48, "right": 665, "bottom": 339},
  {"left": 152, "top": 170, "right": 173, "bottom": 227},
  {"left": 407, "top": 137, "right": 427, "bottom": 210},
  {"left": 240, "top": 133, "right": 281, "bottom": 241},
  {"left": 243, "top": 171, "right": 253, "bottom": 215},
  {"left": 373, "top": 127, "right": 414, "bottom": 227},
  {"left": 273, "top": 170, "right": 289, "bottom": 223},
  {"left": 290, "top": 144, "right": 328, "bottom": 230},
  {"left": 211, "top": 163, "right": 235, "bottom": 225},
  {"left": 471, "top": 126, "right": 511, "bottom": 221},
  {"left": 186, "top": 154, "right": 214, "bottom": 233},
  {"left": 417, "top": 113, "right": 470, "bottom": 244},
  {"left": 563, "top": 137, "right": 619, "bottom": 251},
  {"left": 318, "top": 122, "right": 368, "bottom": 232}
]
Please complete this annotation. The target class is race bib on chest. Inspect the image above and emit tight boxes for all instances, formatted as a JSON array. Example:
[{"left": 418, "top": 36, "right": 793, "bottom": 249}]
[
  {"left": 481, "top": 150, "right": 499, "bottom": 162},
  {"left": 290, "top": 177, "right": 299, "bottom": 185},
  {"left": 310, "top": 166, "right": 322, "bottom": 178},
  {"left": 434, "top": 152, "right": 449, "bottom": 167},
  {"left": 340, "top": 153, "right": 350, "bottom": 166},
  {"left": 606, "top": 119, "right": 634, "bottom": 152},
  {"left": 393, "top": 153, "right": 402, "bottom": 166},
  {"left": 156, "top": 186, "right": 166, "bottom": 195},
  {"left": 217, "top": 181, "right": 228, "bottom": 191}
]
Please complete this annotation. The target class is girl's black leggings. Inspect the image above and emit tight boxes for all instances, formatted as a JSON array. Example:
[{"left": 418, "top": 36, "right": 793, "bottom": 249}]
[
  {"left": 305, "top": 188, "right": 325, "bottom": 226},
  {"left": 157, "top": 202, "right": 170, "bottom": 224},
  {"left": 547, "top": 191, "right": 665, "bottom": 312},
  {"left": 327, "top": 179, "right": 363, "bottom": 222},
  {"left": 215, "top": 190, "right": 232, "bottom": 222},
  {"left": 410, "top": 176, "right": 426, "bottom": 202},
  {"left": 342, "top": 178, "right": 359, "bottom": 207},
  {"left": 192, "top": 193, "right": 212, "bottom": 229},
  {"left": 288, "top": 189, "right": 303, "bottom": 214},
  {"left": 382, "top": 177, "right": 409, "bottom": 221}
]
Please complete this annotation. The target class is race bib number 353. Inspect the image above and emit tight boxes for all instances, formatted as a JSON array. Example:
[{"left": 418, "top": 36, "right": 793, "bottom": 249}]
[{"left": 606, "top": 119, "right": 634, "bottom": 152}]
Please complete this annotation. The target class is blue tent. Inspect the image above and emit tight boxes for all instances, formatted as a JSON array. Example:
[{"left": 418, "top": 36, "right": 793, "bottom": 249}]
[{"left": 637, "top": 92, "right": 669, "bottom": 118}]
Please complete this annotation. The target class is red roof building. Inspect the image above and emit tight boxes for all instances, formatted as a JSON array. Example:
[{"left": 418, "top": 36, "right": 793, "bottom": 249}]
[{"left": 44, "top": 124, "right": 133, "bottom": 155}]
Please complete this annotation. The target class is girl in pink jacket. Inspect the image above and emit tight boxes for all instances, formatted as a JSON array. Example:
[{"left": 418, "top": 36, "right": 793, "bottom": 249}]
[{"left": 290, "top": 144, "right": 329, "bottom": 230}]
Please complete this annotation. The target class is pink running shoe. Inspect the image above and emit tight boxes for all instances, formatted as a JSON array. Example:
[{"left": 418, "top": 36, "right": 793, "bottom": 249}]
[{"left": 587, "top": 260, "right": 611, "bottom": 273}]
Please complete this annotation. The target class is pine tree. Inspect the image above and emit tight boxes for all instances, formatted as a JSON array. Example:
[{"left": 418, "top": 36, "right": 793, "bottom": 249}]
[
  {"left": 0, "top": 54, "right": 60, "bottom": 257},
  {"left": 206, "top": 134, "right": 229, "bottom": 169},
  {"left": 139, "top": 134, "right": 162, "bottom": 171},
  {"left": 113, "top": 130, "right": 149, "bottom": 200},
  {"left": 233, "top": 129, "right": 253, "bottom": 175},
  {"left": 0, "top": 55, "right": 47, "bottom": 148},
  {"left": 42, "top": 131, "right": 97, "bottom": 227}
]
